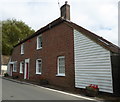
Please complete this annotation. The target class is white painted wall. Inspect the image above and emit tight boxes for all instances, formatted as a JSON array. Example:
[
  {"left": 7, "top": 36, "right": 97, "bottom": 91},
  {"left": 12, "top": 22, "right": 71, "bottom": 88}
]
[
  {"left": 1, "top": 65, "right": 7, "bottom": 70},
  {"left": 1, "top": 65, "right": 7, "bottom": 75},
  {"left": 74, "top": 29, "right": 113, "bottom": 93}
]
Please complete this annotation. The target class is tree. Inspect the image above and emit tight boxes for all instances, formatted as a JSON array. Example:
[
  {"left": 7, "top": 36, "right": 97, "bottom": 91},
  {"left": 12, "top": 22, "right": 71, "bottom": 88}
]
[{"left": 2, "top": 19, "right": 35, "bottom": 55}]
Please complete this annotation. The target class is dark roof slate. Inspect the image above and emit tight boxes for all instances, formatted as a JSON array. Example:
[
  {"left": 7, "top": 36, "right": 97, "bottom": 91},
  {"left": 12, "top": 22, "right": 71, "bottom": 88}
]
[
  {"left": 65, "top": 21, "right": 120, "bottom": 53},
  {"left": 14, "top": 17, "right": 120, "bottom": 54},
  {"left": 14, "top": 18, "right": 64, "bottom": 47}
]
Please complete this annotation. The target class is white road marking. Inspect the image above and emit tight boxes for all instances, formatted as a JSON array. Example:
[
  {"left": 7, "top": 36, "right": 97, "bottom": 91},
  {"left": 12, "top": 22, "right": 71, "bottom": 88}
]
[
  {"left": 3, "top": 77, "right": 99, "bottom": 101},
  {"left": 34, "top": 84, "right": 97, "bottom": 101}
]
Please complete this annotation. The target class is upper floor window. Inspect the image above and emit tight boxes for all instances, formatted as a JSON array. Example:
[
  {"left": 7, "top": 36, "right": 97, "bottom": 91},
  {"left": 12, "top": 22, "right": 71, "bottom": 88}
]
[
  {"left": 20, "top": 61, "right": 24, "bottom": 73},
  {"left": 37, "top": 35, "right": 42, "bottom": 49},
  {"left": 36, "top": 59, "right": 42, "bottom": 74},
  {"left": 21, "top": 44, "right": 24, "bottom": 54},
  {"left": 13, "top": 61, "right": 17, "bottom": 72},
  {"left": 57, "top": 56, "right": 65, "bottom": 76}
]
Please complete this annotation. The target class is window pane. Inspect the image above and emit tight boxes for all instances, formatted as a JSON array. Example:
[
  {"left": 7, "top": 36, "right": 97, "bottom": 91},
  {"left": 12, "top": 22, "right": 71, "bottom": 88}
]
[
  {"left": 38, "top": 63, "right": 41, "bottom": 72},
  {"left": 59, "top": 58, "right": 64, "bottom": 65},
  {"left": 59, "top": 66, "right": 65, "bottom": 73},
  {"left": 38, "top": 60, "right": 41, "bottom": 73},
  {"left": 20, "top": 63, "right": 22, "bottom": 72},
  {"left": 14, "top": 62, "right": 17, "bottom": 72},
  {"left": 36, "top": 59, "right": 42, "bottom": 74},
  {"left": 38, "top": 36, "right": 42, "bottom": 48},
  {"left": 40, "top": 36, "right": 42, "bottom": 47},
  {"left": 22, "top": 63, "right": 24, "bottom": 72},
  {"left": 21, "top": 44, "right": 24, "bottom": 54},
  {"left": 20, "top": 62, "right": 24, "bottom": 73},
  {"left": 58, "top": 56, "right": 65, "bottom": 74}
]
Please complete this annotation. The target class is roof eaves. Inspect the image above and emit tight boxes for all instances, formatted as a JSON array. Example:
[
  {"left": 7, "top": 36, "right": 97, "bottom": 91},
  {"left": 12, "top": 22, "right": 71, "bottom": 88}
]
[
  {"left": 13, "top": 17, "right": 120, "bottom": 54},
  {"left": 14, "top": 17, "right": 65, "bottom": 47},
  {"left": 64, "top": 21, "right": 120, "bottom": 54}
]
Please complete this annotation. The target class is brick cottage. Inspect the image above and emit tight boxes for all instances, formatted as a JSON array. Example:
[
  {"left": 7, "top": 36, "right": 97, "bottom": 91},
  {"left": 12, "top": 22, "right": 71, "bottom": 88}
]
[{"left": 8, "top": 2, "right": 120, "bottom": 95}]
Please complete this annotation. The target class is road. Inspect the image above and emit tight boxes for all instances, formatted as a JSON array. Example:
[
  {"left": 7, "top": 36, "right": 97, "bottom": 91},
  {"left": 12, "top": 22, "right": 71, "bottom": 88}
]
[{"left": 2, "top": 78, "right": 97, "bottom": 101}]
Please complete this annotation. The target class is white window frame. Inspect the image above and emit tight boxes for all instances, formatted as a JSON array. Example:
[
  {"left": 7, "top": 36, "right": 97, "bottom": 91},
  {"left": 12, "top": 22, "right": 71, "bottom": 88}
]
[
  {"left": 36, "top": 59, "right": 42, "bottom": 74},
  {"left": 20, "top": 61, "right": 24, "bottom": 73},
  {"left": 13, "top": 61, "right": 17, "bottom": 72},
  {"left": 56, "top": 56, "right": 65, "bottom": 76},
  {"left": 37, "top": 35, "right": 42, "bottom": 50},
  {"left": 21, "top": 43, "right": 24, "bottom": 54}
]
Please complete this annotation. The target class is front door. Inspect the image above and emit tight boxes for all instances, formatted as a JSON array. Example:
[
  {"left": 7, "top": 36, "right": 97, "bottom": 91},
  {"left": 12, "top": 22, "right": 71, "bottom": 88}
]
[
  {"left": 10, "top": 64, "right": 13, "bottom": 76},
  {"left": 24, "top": 59, "right": 30, "bottom": 79}
]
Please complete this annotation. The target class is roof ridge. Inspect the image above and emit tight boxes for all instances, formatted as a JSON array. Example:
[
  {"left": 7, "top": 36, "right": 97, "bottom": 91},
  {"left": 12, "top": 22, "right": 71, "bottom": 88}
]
[
  {"left": 64, "top": 21, "right": 120, "bottom": 53},
  {"left": 13, "top": 17, "right": 120, "bottom": 53},
  {"left": 14, "top": 17, "right": 64, "bottom": 47}
]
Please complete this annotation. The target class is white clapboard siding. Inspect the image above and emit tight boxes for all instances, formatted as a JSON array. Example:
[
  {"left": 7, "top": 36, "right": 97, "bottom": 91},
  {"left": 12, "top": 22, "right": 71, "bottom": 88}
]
[{"left": 74, "top": 29, "right": 113, "bottom": 93}]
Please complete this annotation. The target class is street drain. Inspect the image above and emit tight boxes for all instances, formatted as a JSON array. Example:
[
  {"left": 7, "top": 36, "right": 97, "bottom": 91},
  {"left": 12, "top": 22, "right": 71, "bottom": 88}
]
[{"left": 10, "top": 96, "right": 14, "bottom": 97}]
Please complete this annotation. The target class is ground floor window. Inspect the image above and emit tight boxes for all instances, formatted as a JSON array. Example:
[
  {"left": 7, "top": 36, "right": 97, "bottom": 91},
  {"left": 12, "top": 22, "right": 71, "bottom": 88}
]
[
  {"left": 36, "top": 59, "right": 42, "bottom": 74},
  {"left": 13, "top": 61, "right": 17, "bottom": 72},
  {"left": 20, "top": 61, "right": 24, "bottom": 73},
  {"left": 57, "top": 56, "right": 65, "bottom": 76}
]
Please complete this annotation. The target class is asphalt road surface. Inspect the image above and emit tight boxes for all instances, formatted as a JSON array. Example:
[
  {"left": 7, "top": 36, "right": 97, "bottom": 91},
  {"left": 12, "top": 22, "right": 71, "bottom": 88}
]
[{"left": 2, "top": 78, "right": 98, "bottom": 101}]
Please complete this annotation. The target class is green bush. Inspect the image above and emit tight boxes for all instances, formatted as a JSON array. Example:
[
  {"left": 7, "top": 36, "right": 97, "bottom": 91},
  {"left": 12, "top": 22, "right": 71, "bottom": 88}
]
[
  {"left": 4, "top": 73, "right": 9, "bottom": 77},
  {"left": 12, "top": 76, "right": 19, "bottom": 79}
]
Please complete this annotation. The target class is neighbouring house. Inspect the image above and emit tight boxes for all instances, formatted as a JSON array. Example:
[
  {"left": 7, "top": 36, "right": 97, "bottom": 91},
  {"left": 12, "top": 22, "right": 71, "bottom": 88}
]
[
  {"left": 8, "top": 2, "right": 120, "bottom": 95},
  {"left": 1, "top": 55, "right": 10, "bottom": 75}
]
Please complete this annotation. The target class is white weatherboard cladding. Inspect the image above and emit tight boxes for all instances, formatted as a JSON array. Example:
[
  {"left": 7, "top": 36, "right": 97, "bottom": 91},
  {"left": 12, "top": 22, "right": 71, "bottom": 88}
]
[{"left": 74, "top": 29, "right": 113, "bottom": 93}]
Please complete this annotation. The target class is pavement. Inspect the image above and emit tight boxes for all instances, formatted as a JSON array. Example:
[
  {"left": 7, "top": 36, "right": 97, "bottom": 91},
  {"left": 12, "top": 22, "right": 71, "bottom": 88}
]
[
  {"left": 0, "top": 75, "right": 2, "bottom": 102},
  {"left": 1, "top": 77, "right": 101, "bottom": 101}
]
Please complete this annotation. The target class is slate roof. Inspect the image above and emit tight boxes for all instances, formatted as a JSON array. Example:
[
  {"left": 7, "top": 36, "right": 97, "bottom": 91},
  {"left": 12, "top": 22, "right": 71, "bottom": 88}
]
[{"left": 14, "top": 17, "right": 120, "bottom": 54}]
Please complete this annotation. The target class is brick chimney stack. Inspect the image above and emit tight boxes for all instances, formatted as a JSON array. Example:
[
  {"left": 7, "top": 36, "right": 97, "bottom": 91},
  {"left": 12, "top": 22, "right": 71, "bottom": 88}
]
[{"left": 60, "top": 1, "right": 70, "bottom": 20}]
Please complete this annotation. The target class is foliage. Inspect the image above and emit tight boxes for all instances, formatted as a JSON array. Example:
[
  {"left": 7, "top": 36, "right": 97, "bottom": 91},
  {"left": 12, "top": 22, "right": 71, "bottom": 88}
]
[
  {"left": 12, "top": 75, "right": 19, "bottom": 79},
  {"left": 4, "top": 73, "right": 9, "bottom": 77},
  {"left": 2, "top": 19, "right": 35, "bottom": 55}
]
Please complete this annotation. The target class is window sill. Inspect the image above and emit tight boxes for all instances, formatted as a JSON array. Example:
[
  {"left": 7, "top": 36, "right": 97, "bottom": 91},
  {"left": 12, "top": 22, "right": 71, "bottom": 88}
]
[
  {"left": 36, "top": 47, "right": 42, "bottom": 50},
  {"left": 36, "top": 73, "right": 42, "bottom": 75},
  {"left": 21, "top": 53, "right": 24, "bottom": 55},
  {"left": 56, "top": 74, "right": 65, "bottom": 77},
  {"left": 20, "top": 72, "right": 23, "bottom": 74}
]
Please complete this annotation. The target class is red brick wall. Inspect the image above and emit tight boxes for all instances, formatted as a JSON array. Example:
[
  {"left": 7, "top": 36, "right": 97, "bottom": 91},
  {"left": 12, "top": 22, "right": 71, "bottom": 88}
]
[{"left": 11, "top": 23, "right": 75, "bottom": 90}]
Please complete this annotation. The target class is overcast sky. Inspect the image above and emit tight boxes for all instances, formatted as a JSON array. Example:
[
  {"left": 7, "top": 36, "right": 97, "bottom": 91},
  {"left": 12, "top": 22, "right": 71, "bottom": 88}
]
[{"left": 0, "top": 0, "right": 119, "bottom": 46}]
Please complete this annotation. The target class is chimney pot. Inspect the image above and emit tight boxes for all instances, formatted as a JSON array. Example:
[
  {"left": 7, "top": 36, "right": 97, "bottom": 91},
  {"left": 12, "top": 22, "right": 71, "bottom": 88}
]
[
  {"left": 65, "top": 1, "right": 68, "bottom": 4},
  {"left": 60, "top": 1, "right": 70, "bottom": 20}
]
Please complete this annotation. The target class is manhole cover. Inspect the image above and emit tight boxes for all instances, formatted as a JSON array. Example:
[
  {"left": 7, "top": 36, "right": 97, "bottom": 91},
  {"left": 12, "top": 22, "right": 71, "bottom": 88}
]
[{"left": 10, "top": 96, "right": 14, "bottom": 97}]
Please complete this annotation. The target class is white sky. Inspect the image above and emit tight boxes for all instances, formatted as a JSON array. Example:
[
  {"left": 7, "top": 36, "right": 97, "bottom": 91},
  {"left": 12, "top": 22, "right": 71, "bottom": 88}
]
[{"left": 0, "top": 0, "right": 119, "bottom": 46}]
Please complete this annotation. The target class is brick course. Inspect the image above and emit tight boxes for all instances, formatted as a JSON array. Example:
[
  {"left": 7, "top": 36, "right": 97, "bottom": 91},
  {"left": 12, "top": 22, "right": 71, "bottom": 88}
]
[{"left": 11, "top": 23, "right": 75, "bottom": 90}]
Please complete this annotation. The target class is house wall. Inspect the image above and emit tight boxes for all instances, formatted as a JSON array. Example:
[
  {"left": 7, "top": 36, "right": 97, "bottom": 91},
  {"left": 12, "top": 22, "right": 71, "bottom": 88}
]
[
  {"left": 74, "top": 29, "right": 113, "bottom": 93},
  {"left": 111, "top": 53, "right": 120, "bottom": 95},
  {"left": 1, "top": 65, "right": 7, "bottom": 75},
  {"left": 11, "top": 23, "right": 75, "bottom": 90}
]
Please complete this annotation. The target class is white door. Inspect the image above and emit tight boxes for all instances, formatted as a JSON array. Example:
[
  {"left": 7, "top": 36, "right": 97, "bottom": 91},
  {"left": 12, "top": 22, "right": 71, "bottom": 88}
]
[
  {"left": 10, "top": 64, "right": 13, "bottom": 76},
  {"left": 24, "top": 59, "right": 30, "bottom": 79}
]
